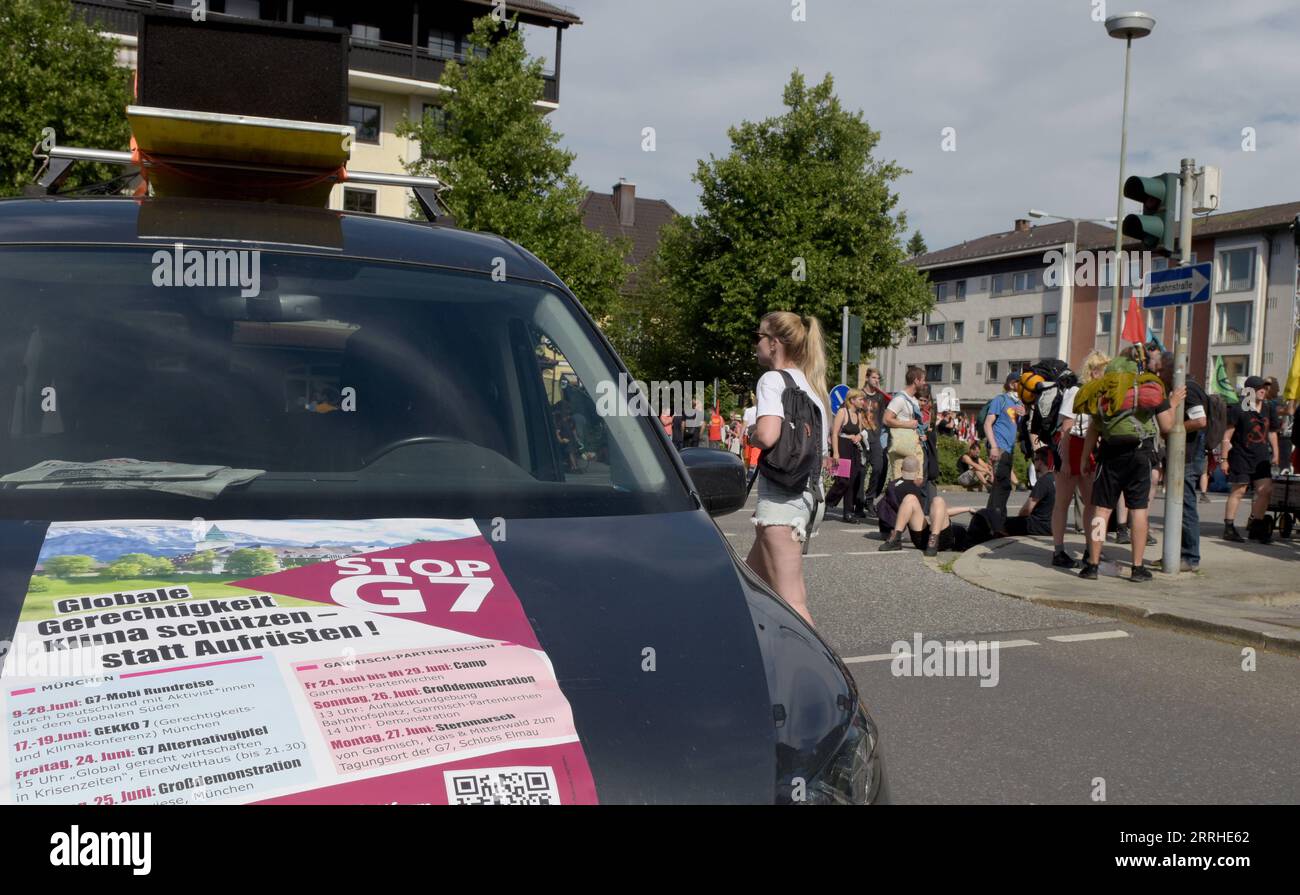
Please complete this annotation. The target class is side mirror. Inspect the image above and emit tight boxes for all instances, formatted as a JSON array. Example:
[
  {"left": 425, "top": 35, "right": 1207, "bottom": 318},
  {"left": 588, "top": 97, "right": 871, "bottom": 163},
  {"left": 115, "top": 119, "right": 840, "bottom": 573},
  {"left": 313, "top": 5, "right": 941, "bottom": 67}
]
[{"left": 680, "top": 447, "right": 747, "bottom": 517}]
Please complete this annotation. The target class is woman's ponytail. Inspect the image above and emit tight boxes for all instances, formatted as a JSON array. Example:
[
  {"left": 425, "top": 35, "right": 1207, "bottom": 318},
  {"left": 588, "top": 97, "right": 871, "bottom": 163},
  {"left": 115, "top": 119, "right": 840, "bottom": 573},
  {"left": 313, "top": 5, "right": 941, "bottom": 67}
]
[{"left": 801, "top": 315, "right": 830, "bottom": 421}]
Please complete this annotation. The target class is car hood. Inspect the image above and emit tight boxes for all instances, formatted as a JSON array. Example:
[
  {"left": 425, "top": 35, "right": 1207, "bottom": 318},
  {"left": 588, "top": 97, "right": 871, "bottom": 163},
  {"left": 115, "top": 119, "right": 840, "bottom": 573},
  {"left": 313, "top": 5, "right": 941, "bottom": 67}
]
[{"left": 0, "top": 512, "right": 815, "bottom": 804}]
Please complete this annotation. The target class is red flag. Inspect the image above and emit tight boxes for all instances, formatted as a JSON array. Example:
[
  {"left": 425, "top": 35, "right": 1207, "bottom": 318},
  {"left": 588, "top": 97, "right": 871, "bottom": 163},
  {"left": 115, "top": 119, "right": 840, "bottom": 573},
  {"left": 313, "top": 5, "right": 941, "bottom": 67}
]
[{"left": 1121, "top": 292, "right": 1146, "bottom": 344}]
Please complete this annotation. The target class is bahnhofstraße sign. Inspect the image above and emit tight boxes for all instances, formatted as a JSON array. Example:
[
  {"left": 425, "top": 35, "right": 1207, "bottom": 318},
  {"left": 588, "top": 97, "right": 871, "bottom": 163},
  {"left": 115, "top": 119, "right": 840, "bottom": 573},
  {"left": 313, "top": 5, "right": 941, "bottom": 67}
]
[{"left": 1144, "top": 262, "right": 1213, "bottom": 309}]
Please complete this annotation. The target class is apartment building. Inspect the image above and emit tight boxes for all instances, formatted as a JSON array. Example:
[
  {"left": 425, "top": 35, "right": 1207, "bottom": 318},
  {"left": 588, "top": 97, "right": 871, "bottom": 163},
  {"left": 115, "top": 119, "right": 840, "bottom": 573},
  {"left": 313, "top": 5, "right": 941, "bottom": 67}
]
[
  {"left": 74, "top": 0, "right": 581, "bottom": 218},
  {"left": 887, "top": 203, "right": 1300, "bottom": 404}
]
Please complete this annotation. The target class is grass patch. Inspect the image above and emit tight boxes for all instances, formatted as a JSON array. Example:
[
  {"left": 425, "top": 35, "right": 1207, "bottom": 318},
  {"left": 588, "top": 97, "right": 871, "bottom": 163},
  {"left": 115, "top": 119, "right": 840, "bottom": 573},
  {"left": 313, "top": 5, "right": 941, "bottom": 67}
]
[{"left": 21, "top": 575, "right": 314, "bottom": 621}]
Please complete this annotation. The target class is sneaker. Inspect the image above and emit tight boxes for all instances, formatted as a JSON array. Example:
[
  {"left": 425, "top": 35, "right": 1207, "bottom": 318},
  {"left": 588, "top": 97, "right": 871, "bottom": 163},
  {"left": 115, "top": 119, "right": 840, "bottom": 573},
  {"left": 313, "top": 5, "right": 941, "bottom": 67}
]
[
  {"left": 1078, "top": 562, "right": 1099, "bottom": 580},
  {"left": 878, "top": 535, "right": 903, "bottom": 552},
  {"left": 1052, "top": 549, "right": 1079, "bottom": 569},
  {"left": 1198, "top": 493, "right": 1211, "bottom": 504},
  {"left": 1223, "top": 522, "right": 1246, "bottom": 543},
  {"left": 1179, "top": 560, "right": 1199, "bottom": 572},
  {"left": 1129, "top": 565, "right": 1153, "bottom": 583},
  {"left": 1115, "top": 528, "right": 1132, "bottom": 545}
]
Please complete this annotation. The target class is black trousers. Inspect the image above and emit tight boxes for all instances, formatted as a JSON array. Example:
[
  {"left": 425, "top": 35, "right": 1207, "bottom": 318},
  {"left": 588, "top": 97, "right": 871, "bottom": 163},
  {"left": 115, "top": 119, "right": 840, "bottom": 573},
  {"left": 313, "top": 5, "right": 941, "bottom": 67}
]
[
  {"left": 865, "top": 436, "right": 887, "bottom": 502},
  {"left": 986, "top": 451, "right": 1014, "bottom": 524},
  {"left": 826, "top": 465, "right": 864, "bottom": 514}
]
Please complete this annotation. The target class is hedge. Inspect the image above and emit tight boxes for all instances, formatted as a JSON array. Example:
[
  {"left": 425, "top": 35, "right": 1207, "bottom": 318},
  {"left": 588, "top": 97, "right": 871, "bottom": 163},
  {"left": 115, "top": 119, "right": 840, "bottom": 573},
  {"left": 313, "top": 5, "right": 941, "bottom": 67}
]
[{"left": 936, "top": 435, "right": 1028, "bottom": 486}]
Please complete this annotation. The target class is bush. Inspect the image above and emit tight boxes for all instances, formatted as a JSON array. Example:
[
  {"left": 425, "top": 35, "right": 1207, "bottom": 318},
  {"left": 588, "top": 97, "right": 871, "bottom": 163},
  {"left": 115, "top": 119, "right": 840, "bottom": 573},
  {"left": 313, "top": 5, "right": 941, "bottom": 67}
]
[
  {"left": 936, "top": 435, "right": 1028, "bottom": 486},
  {"left": 27, "top": 575, "right": 51, "bottom": 593}
]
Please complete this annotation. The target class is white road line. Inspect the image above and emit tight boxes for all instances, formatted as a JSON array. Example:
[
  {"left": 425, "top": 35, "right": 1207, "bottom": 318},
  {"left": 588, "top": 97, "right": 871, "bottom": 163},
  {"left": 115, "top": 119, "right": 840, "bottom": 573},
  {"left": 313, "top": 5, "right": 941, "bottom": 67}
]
[
  {"left": 843, "top": 550, "right": 909, "bottom": 556},
  {"left": 842, "top": 638, "right": 1039, "bottom": 664},
  {"left": 1048, "top": 630, "right": 1131, "bottom": 643},
  {"left": 803, "top": 553, "right": 832, "bottom": 558},
  {"left": 722, "top": 532, "right": 737, "bottom": 537}
]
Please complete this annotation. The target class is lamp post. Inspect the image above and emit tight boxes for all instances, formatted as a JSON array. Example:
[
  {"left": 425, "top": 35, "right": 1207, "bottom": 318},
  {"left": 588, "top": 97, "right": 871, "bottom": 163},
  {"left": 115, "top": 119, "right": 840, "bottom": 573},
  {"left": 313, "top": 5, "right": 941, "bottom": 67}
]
[{"left": 1104, "top": 11, "right": 1155, "bottom": 358}]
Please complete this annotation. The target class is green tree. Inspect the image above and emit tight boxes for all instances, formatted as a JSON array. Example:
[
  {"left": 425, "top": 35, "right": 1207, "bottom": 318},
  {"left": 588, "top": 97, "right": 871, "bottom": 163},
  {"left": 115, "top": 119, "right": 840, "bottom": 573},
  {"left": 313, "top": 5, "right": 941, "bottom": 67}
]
[
  {"left": 26, "top": 575, "right": 51, "bottom": 593},
  {"left": 180, "top": 551, "right": 216, "bottom": 573},
  {"left": 907, "top": 230, "right": 928, "bottom": 257},
  {"left": 397, "top": 16, "right": 628, "bottom": 320},
  {"left": 224, "top": 548, "right": 278, "bottom": 578},
  {"left": 43, "top": 555, "right": 95, "bottom": 578},
  {"left": 0, "top": 0, "right": 132, "bottom": 196},
  {"left": 102, "top": 560, "right": 144, "bottom": 579},
  {"left": 115, "top": 553, "right": 174, "bottom": 576},
  {"left": 656, "top": 71, "right": 933, "bottom": 383}
]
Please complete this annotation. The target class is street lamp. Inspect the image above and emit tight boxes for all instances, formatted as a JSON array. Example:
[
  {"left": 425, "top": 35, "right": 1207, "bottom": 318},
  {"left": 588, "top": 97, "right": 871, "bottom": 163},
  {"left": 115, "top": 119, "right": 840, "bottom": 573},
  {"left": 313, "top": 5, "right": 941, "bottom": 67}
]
[{"left": 1104, "top": 11, "right": 1155, "bottom": 357}]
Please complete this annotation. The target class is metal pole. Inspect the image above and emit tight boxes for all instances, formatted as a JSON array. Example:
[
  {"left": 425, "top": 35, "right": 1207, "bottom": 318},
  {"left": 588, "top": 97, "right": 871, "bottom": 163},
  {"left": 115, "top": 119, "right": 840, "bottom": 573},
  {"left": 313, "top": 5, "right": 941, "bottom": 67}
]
[
  {"left": 841, "top": 305, "right": 849, "bottom": 386},
  {"left": 1162, "top": 157, "right": 1196, "bottom": 574},
  {"left": 1109, "top": 37, "right": 1134, "bottom": 358}
]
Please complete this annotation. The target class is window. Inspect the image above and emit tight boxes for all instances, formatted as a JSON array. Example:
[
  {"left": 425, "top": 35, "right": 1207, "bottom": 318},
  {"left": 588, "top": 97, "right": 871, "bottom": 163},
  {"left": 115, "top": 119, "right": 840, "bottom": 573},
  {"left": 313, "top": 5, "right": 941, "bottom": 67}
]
[
  {"left": 428, "top": 28, "right": 459, "bottom": 58},
  {"left": 1147, "top": 308, "right": 1164, "bottom": 334},
  {"left": 0, "top": 246, "right": 692, "bottom": 521},
  {"left": 342, "top": 189, "right": 377, "bottom": 214},
  {"left": 927, "top": 323, "right": 945, "bottom": 343},
  {"left": 934, "top": 282, "right": 948, "bottom": 303},
  {"left": 1217, "top": 248, "right": 1255, "bottom": 293},
  {"left": 986, "top": 361, "right": 999, "bottom": 382},
  {"left": 991, "top": 274, "right": 1007, "bottom": 296},
  {"left": 1097, "top": 311, "right": 1111, "bottom": 335},
  {"left": 351, "top": 23, "right": 381, "bottom": 45},
  {"left": 908, "top": 325, "right": 918, "bottom": 345},
  {"left": 422, "top": 104, "right": 450, "bottom": 135},
  {"left": 303, "top": 13, "right": 333, "bottom": 26},
  {"left": 1044, "top": 313, "right": 1058, "bottom": 337},
  {"left": 925, "top": 364, "right": 944, "bottom": 383},
  {"left": 348, "top": 102, "right": 381, "bottom": 144},
  {"left": 951, "top": 363, "right": 962, "bottom": 384},
  {"left": 955, "top": 280, "right": 967, "bottom": 301},
  {"left": 1013, "top": 271, "right": 1037, "bottom": 293},
  {"left": 1215, "top": 301, "right": 1252, "bottom": 344},
  {"left": 224, "top": 0, "right": 261, "bottom": 17},
  {"left": 1008, "top": 360, "right": 1031, "bottom": 378},
  {"left": 989, "top": 319, "right": 1001, "bottom": 339},
  {"left": 953, "top": 321, "right": 964, "bottom": 342},
  {"left": 1011, "top": 316, "right": 1033, "bottom": 338}
]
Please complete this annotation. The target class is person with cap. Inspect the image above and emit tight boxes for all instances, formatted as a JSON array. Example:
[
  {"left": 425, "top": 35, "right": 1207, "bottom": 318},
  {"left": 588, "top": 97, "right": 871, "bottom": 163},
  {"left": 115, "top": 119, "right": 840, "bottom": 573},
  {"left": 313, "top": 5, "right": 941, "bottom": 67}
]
[{"left": 1221, "top": 375, "right": 1279, "bottom": 544}]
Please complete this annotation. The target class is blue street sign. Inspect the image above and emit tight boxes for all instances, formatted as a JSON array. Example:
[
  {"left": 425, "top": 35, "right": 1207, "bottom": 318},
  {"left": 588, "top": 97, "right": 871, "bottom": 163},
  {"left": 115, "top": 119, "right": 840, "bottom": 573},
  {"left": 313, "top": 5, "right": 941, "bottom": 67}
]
[
  {"left": 1144, "top": 262, "right": 1213, "bottom": 309},
  {"left": 830, "top": 384, "right": 849, "bottom": 414}
]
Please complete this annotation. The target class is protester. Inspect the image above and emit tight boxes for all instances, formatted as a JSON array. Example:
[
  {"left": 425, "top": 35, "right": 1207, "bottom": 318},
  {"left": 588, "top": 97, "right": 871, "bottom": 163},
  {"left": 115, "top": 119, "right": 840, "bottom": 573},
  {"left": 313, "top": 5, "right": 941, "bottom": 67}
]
[
  {"left": 876, "top": 456, "right": 973, "bottom": 556},
  {"left": 957, "top": 441, "right": 993, "bottom": 490},
  {"left": 1003, "top": 447, "right": 1055, "bottom": 536},
  {"left": 1265, "top": 377, "right": 1291, "bottom": 473},
  {"left": 1050, "top": 351, "right": 1108, "bottom": 568},
  {"left": 741, "top": 395, "right": 760, "bottom": 472},
  {"left": 1157, "top": 350, "right": 1208, "bottom": 571},
  {"left": 1222, "top": 375, "right": 1279, "bottom": 544},
  {"left": 708, "top": 405, "right": 724, "bottom": 448},
  {"left": 1077, "top": 354, "right": 1182, "bottom": 581},
  {"left": 983, "top": 373, "right": 1023, "bottom": 525},
  {"left": 862, "top": 368, "right": 889, "bottom": 507},
  {"left": 745, "top": 311, "right": 830, "bottom": 626},
  {"left": 826, "top": 388, "right": 868, "bottom": 523},
  {"left": 917, "top": 385, "right": 941, "bottom": 488},
  {"left": 884, "top": 366, "right": 927, "bottom": 481}
]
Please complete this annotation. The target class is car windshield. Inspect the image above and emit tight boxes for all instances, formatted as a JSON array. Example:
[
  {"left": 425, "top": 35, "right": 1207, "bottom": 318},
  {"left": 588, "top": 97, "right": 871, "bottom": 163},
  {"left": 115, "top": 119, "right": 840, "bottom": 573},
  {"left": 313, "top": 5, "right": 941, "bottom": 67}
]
[{"left": 0, "top": 246, "right": 691, "bottom": 521}]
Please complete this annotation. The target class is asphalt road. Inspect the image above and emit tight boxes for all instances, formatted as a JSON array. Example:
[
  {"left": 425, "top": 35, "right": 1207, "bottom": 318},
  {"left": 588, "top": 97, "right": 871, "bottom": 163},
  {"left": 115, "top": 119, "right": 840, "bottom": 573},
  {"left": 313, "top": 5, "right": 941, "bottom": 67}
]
[{"left": 717, "top": 487, "right": 1300, "bottom": 804}]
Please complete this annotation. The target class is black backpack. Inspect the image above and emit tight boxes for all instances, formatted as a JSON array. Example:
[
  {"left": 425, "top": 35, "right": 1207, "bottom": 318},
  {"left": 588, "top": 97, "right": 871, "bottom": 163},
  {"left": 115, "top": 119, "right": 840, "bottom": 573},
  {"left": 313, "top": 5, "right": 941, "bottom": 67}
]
[
  {"left": 1017, "top": 359, "right": 1079, "bottom": 459},
  {"left": 1205, "top": 393, "right": 1229, "bottom": 452},
  {"left": 757, "top": 371, "right": 823, "bottom": 491}
]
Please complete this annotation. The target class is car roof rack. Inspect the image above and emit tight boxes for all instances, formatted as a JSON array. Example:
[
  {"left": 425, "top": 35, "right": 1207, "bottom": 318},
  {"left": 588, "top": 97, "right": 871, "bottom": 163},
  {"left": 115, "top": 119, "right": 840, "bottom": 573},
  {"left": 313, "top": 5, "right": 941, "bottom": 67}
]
[{"left": 28, "top": 105, "right": 452, "bottom": 224}]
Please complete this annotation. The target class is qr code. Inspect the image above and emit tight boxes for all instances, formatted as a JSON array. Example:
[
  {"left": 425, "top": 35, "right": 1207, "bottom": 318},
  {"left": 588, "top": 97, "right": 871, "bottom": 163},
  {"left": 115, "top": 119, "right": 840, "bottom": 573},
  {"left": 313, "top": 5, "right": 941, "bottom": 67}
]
[{"left": 444, "top": 766, "right": 560, "bottom": 805}]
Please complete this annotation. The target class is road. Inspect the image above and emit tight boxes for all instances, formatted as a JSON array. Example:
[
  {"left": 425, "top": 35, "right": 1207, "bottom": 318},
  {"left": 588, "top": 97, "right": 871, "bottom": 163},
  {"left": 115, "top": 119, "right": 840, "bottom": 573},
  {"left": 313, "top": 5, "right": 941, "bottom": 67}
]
[{"left": 718, "top": 486, "right": 1300, "bottom": 804}]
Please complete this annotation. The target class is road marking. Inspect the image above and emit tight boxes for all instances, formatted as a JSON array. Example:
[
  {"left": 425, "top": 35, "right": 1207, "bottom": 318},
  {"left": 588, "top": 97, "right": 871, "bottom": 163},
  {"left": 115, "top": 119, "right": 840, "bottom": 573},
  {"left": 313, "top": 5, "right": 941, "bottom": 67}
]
[
  {"left": 842, "top": 639, "right": 1039, "bottom": 664},
  {"left": 803, "top": 553, "right": 832, "bottom": 558},
  {"left": 1048, "top": 630, "right": 1130, "bottom": 643},
  {"left": 722, "top": 532, "right": 736, "bottom": 537},
  {"left": 844, "top": 550, "right": 909, "bottom": 556}
]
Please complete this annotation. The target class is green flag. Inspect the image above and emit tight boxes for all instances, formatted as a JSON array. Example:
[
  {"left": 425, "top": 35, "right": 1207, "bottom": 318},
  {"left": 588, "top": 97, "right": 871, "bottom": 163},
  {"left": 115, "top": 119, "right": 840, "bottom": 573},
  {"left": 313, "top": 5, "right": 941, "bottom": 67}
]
[{"left": 1212, "top": 355, "right": 1239, "bottom": 401}]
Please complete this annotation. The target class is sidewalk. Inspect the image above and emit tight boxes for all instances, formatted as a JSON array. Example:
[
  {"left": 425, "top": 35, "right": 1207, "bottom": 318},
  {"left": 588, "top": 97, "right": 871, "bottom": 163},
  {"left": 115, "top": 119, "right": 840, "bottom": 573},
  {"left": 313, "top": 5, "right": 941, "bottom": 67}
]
[{"left": 947, "top": 527, "right": 1300, "bottom": 656}]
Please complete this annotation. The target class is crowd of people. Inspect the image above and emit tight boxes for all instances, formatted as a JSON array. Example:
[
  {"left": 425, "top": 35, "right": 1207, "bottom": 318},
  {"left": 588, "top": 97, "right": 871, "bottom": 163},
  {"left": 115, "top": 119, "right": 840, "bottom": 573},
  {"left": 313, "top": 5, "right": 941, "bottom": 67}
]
[{"left": 711, "top": 308, "right": 1294, "bottom": 626}]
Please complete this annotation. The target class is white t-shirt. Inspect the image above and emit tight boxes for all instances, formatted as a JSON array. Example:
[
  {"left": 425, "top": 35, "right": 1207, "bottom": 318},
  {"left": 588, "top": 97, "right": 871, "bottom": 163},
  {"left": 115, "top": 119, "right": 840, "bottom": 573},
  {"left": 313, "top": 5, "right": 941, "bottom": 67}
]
[
  {"left": 886, "top": 392, "right": 918, "bottom": 425},
  {"left": 755, "top": 368, "right": 828, "bottom": 450},
  {"left": 742, "top": 406, "right": 757, "bottom": 428},
  {"left": 1059, "top": 385, "right": 1090, "bottom": 437}
]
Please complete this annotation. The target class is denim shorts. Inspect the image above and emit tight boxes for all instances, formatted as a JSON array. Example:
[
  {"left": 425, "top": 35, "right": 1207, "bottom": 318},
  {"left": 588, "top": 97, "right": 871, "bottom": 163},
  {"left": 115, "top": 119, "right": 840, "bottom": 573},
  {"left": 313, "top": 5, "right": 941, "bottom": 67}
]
[{"left": 752, "top": 474, "right": 824, "bottom": 543}]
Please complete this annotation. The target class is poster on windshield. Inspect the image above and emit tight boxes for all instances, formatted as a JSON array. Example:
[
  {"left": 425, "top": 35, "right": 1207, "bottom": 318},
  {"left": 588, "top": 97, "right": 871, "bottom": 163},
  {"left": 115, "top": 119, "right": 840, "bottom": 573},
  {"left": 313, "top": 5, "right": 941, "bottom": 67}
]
[{"left": 0, "top": 519, "right": 598, "bottom": 805}]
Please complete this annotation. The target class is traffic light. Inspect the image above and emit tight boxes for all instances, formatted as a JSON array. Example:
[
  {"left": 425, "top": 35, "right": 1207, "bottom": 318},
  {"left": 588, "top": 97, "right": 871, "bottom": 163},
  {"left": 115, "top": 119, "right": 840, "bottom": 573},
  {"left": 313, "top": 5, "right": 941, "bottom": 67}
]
[{"left": 1122, "top": 172, "right": 1178, "bottom": 255}]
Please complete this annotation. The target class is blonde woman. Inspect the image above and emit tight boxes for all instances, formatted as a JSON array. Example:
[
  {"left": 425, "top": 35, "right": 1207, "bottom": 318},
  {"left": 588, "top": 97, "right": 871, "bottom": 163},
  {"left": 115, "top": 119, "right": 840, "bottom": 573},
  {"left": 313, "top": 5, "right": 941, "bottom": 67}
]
[
  {"left": 746, "top": 311, "right": 830, "bottom": 626},
  {"left": 1050, "top": 350, "right": 1109, "bottom": 568},
  {"left": 826, "top": 389, "right": 868, "bottom": 523}
]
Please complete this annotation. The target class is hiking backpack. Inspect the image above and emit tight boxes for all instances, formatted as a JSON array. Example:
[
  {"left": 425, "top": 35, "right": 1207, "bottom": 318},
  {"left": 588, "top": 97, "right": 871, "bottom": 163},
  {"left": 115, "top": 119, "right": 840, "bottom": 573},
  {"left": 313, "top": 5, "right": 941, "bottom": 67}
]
[
  {"left": 757, "top": 370, "right": 823, "bottom": 491},
  {"left": 1015, "top": 359, "right": 1080, "bottom": 456}
]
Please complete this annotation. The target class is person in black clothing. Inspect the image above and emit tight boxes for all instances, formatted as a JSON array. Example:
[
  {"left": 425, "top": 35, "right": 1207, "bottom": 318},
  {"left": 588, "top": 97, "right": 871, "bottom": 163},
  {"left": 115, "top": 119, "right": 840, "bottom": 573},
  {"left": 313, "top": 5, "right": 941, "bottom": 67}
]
[
  {"left": 1002, "top": 448, "right": 1055, "bottom": 536},
  {"left": 1222, "top": 375, "right": 1279, "bottom": 543},
  {"left": 826, "top": 389, "right": 868, "bottom": 523},
  {"left": 862, "top": 367, "right": 889, "bottom": 508},
  {"left": 876, "top": 457, "right": 973, "bottom": 556}
]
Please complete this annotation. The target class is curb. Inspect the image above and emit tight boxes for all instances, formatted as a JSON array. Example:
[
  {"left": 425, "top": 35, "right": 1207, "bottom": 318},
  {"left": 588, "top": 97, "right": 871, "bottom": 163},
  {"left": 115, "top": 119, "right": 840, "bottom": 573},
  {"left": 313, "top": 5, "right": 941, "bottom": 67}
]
[{"left": 949, "top": 542, "right": 1300, "bottom": 658}]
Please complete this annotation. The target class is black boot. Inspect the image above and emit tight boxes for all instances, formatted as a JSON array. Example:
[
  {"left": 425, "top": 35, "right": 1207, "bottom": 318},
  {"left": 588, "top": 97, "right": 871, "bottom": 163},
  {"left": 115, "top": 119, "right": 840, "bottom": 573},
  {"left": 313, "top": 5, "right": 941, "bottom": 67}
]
[
  {"left": 878, "top": 531, "right": 903, "bottom": 552},
  {"left": 842, "top": 509, "right": 858, "bottom": 524},
  {"left": 1223, "top": 521, "right": 1246, "bottom": 542}
]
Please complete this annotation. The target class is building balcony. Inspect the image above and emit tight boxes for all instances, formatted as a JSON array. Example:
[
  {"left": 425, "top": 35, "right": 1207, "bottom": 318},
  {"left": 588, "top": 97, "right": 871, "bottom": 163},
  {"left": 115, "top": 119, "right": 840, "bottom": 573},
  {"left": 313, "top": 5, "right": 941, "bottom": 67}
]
[{"left": 73, "top": 0, "right": 564, "bottom": 104}]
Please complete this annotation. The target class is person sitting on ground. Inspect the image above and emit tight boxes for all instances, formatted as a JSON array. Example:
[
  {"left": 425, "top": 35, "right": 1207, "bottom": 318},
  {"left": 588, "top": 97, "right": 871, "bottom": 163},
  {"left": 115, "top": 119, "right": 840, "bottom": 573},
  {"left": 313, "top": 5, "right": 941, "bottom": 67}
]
[
  {"left": 1002, "top": 447, "right": 1056, "bottom": 537},
  {"left": 957, "top": 441, "right": 993, "bottom": 490},
  {"left": 876, "top": 456, "right": 974, "bottom": 557}
]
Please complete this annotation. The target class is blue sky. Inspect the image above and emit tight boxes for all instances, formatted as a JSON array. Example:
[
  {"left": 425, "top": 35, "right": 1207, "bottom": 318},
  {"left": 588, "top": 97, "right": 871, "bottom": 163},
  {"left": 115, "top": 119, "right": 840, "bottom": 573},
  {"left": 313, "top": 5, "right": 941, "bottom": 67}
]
[{"left": 546, "top": 0, "right": 1300, "bottom": 251}]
